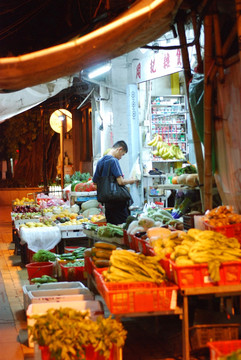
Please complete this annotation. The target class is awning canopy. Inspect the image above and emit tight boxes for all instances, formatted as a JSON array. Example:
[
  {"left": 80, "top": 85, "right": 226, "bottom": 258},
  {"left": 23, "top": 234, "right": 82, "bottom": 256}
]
[{"left": 0, "top": 0, "right": 182, "bottom": 92}]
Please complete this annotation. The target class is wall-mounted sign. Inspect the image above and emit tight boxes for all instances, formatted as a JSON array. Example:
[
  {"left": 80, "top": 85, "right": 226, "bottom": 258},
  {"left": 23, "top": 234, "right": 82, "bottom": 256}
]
[
  {"left": 133, "top": 49, "right": 183, "bottom": 83},
  {"left": 50, "top": 109, "right": 72, "bottom": 133}
]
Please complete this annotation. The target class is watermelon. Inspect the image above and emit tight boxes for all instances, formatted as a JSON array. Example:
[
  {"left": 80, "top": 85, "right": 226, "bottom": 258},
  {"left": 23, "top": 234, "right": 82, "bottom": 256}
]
[
  {"left": 71, "top": 180, "right": 81, "bottom": 191},
  {"left": 74, "top": 181, "right": 96, "bottom": 192},
  {"left": 74, "top": 182, "right": 87, "bottom": 192}
]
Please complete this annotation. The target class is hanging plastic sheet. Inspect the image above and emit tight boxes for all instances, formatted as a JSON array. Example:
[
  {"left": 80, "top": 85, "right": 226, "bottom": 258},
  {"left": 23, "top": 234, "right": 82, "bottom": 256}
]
[
  {"left": 214, "top": 62, "right": 241, "bottom": 213},
  {"left": 189, "top": 73, "right": 205, "bottom": 143},
  {"left": 189, "top": 73, "right": 216, "bottom": 172}
]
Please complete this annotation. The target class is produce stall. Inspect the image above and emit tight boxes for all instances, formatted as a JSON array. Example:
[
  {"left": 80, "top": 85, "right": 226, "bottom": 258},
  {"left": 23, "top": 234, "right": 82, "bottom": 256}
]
[
  {"left": 11, "top": 193, "right": 241, "bottom": 360},
  {"left": 82, "top": 205, "right": 241, "bottom": 360},
  {"left": 11, "top": 191, "right": 106, "bottom": 262}
]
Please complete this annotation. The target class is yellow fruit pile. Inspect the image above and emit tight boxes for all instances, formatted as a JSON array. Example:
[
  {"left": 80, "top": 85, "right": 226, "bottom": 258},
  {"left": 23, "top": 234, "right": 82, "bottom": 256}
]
[
  {"left": 103, "top": 249, "right": 165, "bottom": 283},
  {"left": 153, "top": 228, "right": 241, "bottom": 282},
  {"left": 13, "top": 197, "right": 35, "bottom": 205},
  {"left": 19, "top": 222, "right": 51, "bottom": 228},
  {"left": 147, "top": 134, "right": 185, "bottom": 160},
  {"left": 90, "top": 214, "right": 106, "bottom": 223}
]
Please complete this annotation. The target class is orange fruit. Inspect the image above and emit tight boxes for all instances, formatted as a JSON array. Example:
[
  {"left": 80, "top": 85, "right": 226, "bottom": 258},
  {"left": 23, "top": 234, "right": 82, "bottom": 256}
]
[{"left": 172, "top": 176, "right": 178, "bottom": 184}]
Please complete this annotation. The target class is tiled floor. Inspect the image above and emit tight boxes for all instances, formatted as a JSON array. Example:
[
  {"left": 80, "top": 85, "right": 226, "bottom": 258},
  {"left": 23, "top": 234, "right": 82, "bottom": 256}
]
[
  {"left": 0, "top": 206, "right": 34, "bottom": 360},
  {"left": 0, "top": 205, "right": 184, "bottom": 360}
]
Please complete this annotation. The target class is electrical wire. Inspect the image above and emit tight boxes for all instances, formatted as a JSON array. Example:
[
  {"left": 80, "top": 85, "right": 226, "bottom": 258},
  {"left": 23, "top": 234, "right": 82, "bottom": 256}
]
[
  {"left": 77, "top": 88, "right": 94, "bottom": 109},
  {"left": 0, "top": 0, "right": 51, "bottom": 40}
]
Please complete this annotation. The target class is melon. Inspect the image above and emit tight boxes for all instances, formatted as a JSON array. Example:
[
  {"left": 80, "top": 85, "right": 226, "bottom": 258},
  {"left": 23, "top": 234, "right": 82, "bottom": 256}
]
[{"left": 81, "top": 199, "right": 99, "bottom": 211}]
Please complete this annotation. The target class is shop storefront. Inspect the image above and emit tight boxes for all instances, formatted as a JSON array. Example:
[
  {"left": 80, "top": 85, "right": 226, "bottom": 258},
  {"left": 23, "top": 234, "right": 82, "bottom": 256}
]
[{"left": 89, "top": 29, "right": 199, "bottom": 208}]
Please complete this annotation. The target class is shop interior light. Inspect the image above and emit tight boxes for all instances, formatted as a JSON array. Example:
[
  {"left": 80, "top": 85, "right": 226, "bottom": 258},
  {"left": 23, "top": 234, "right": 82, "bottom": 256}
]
[{"left": 88, "top": 63, "right": 111, "bottom": 79}]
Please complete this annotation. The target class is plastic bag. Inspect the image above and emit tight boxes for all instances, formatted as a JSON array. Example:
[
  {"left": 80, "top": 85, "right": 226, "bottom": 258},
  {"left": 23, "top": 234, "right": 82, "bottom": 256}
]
[
  {"left": 19, "top": 226, "right": 61, "bottom": 252},
  {"left": 129, "top": 157, "right": 141, "bottom": 180}
]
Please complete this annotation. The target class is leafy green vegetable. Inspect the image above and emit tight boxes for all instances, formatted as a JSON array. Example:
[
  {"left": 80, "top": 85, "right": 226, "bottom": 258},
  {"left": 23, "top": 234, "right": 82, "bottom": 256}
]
[
  {"left": 32, "top": 250, "right": 57, "bottom": 262},
  {"left": 70, "top": 171, "right": 91, "bottom": 183},
  {"left": 175, "top": 165, "right": 197, "bottom": 176}
]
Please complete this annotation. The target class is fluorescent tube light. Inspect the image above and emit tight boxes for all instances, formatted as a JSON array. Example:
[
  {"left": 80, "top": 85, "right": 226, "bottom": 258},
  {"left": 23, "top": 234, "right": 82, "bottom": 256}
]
[{"left": 88, "top": 64, "right": 111, "bottom": 79}]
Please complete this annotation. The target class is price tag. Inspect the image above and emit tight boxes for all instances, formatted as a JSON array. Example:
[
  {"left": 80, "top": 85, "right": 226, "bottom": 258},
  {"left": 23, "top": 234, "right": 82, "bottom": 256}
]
[{"left": 170, "top": 290, "right": 177, "bottom": 310}]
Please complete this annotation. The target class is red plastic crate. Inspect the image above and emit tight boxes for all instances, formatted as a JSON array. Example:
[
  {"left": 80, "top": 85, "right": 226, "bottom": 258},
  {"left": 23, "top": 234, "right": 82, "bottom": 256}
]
[
  {"left": 170, "top": 259, "right": 241, "bottom": 288},
  {"left": 134, "top": 236, "right": 148, "bottom": 254},
  {"left": 84, "top": 256, "right": 96, "bottom": 275},
  {"left": 64, "top": 246, "right": 81, "bottom": 253},
  {"left": 160, "top": 258, "right": 173, "bottom": 281},
  {"left": 204, "top": 221, "right": 241, "bottom": 242},
  {"left": 93, "top": 268, "right": 178, "bottom": 314},
  {"left": 146, "top": 244, "right": 155, "bottom": 256},
  {"left": 208, "top": 340, "right": 241, "bottom": 360},
  {"left": 60, "top": 262, "right": 85, "bottom": 281},
  {"left": 128, "top": 234, "right": 137, "bottom": 251},
  {"left": 39, "top": 344, "right": 119, "bottom": 360},
  {"left": 123, "top": 230, "right": 129, "bottom": 247},
  {"left": 93, "top": 221, "right": 107, "bottom": 226}
]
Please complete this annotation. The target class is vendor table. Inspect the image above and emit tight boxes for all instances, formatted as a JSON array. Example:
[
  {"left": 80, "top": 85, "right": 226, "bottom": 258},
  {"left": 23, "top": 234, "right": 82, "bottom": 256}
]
[
  {"left": 58, "top": 224, "right": 91, "bottom": 253},
  {"left": 88, "top": 264, "right": 241, "bottom": 360},
  {"left": 181, "top": 284, "right": 241, "bottom": 360}
]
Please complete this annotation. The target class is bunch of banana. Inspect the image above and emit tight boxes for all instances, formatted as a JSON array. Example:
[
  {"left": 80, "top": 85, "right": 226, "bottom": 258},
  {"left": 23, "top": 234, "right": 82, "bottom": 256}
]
[
  {"left": 102, "top": 249, "right": 166, "bottom": 284},
  {"left": 147, "top": 134, "right": 161, "bottom": 147},
  {"left": 148, "top": 134, "right": 185, "bottom": 160},
  {"left": 168, "top": 228, "right": 241, "bottom": 281},
  {"left": 152, "top": 231, "right": 187, "bottom": 257}
]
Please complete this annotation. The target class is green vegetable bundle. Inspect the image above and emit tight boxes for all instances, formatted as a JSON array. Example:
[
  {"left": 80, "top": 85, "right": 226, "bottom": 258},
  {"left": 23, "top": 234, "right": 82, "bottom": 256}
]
[
  {"left": 31, "top": 275, "right": 57, "bottom": 284},
  {"left": 97, "top": 223, "right": 123, "bottom": 238},
  {"left": 63, "top": 260, "right": 85, "bottom": 267},
  {"left": 58, "top": 247, "right": 86, "bottom": 261},
  {"left": 32, "top": 250, "right": 57, "bottom": 262}
]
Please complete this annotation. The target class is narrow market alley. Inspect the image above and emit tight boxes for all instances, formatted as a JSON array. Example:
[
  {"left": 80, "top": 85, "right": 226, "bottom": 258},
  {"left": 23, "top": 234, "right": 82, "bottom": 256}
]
[{"left": 0, "top": 204, "right": 198, "bottom": 360}]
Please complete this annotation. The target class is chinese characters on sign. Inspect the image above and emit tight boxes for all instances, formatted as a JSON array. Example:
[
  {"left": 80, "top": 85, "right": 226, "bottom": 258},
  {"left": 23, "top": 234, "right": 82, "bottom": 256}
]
[
  {"left": 135, "top": 49, "right": 183, "bottom": 82},
  {"left": 150, "top": 59, "right": 156, "bottom": 73},
  {"left": 136, "top": 63, "right": 141, "bottom": 79}
]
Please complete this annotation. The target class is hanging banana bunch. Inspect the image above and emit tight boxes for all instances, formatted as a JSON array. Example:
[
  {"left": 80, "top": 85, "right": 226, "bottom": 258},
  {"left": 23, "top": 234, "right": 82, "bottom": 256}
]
[{"left": 147, "top": 134, "right": 185, "bottom": 160}]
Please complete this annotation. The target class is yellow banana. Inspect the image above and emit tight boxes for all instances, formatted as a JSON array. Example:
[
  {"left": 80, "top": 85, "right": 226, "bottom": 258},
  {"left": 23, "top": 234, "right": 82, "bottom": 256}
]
[{"left": 175, "top": 257, "right": 194, "bottom": 266}]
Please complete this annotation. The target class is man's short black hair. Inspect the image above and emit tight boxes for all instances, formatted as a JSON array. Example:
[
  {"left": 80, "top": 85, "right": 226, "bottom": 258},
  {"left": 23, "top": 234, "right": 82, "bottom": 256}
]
[{"left": 112, "top": 140, "right": 128, "bottom": 153}]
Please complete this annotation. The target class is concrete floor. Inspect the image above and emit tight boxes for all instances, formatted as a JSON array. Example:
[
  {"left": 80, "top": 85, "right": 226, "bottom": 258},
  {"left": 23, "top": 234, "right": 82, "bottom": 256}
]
[{"left": 0, "top": 205, "right": 185, "bottom": 360}]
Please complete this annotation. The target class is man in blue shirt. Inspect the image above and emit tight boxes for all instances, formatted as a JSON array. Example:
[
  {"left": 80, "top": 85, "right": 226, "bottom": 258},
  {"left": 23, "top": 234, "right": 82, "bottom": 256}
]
[{"left": 93, "top": 140, "right": 137, "bottom": 224}]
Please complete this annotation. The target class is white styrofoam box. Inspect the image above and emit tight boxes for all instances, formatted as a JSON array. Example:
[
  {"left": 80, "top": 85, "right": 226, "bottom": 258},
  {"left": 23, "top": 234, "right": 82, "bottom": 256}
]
[
  {"left": 60, "top": 229, "right": 86, "bottom": 239},
  {"left": 58, "top": 224, "right": 86, "bottom": 238},
  {"left": 22, "top": 281, "right": 85, "bottom": 311},
  {"left": 27, "top": 300, "right": 104, "bottom": 347},
  {"left": 27, "top": 287, "right": 94, "bottom": 307},
  {"left": 57, "top": 224, "right": 84, "bottom": 231}
]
